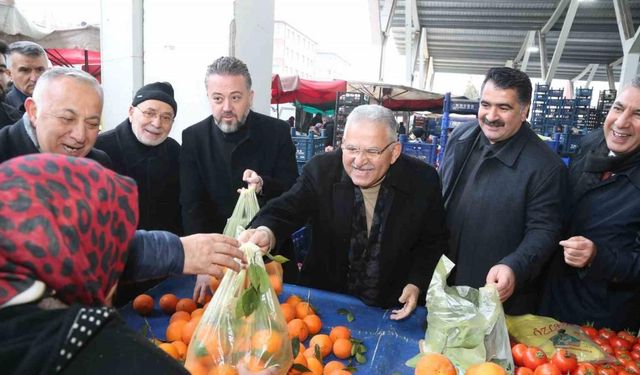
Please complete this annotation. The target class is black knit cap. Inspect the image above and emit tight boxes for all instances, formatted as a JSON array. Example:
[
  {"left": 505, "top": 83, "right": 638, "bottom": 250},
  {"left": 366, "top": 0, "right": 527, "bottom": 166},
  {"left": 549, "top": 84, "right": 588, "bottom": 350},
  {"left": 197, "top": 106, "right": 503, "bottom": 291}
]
[{"left": 131, "top": 82, "right": 177, "bottom": 115}]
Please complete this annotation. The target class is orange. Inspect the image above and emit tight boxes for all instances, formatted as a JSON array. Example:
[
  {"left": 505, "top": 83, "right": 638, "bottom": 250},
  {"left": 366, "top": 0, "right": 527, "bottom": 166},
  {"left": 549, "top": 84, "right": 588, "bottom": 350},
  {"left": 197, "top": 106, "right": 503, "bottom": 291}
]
[
  {"left": 329, "top": 326, "right": 351, "bottom": 342},
  {"left": 281, "top": 303, "right": 296, "bottom": 322},
  {"left": 415, "top": 353, "right": 456, "bottom": 375},
  {"left": 251, "top": 330, "right": 283, "bottom": 354},
  {"left": 290, "top": 352, "right": 309, "bottom": 375},
  {"left": 208, "top": 364, "right": 238, "bottom": 375},
  {"left": 159, "top": 293, "right": 178, "bottom": 314},
  {"left": 132, "top": 294, "right": 154, "bottom": 316},
  {"left": 288, "top": 318, "right": 309, "bottom": 341},
  {"left": 269, "top": 274, "right": 283, "bottom": 295},
  {"left": 465, "top": 362, "right": 506, "bottom": 375},
  {"left": 286, "top": 294, "right": 302, "bottom": 307},
  {"left": 209, "top": 276, "right": 221, "bottom": 293},
  {"left": 171, "top": 340, "right": 187, "bottom": 360},
  {"left": 303, "top": 314, "right": 322, "bottom": 335},
  {"left": 265, "top": 261, "right": 283, "bottom": 276},
  {"left": 332, "top": 338, "right": 352, "bottom": 359},
  {"left": 176, "top": 298, "right": 198, "bottom": 313},
  {"left": 323, "top": 360, "right": 345, "bottom": 375},
  {"left": 203, "top": 294, "right": 212, "bottom": 304},
  {"left": 304, "top": 347, "right": 321, "bottom": 360},
  {"left": 158, "top": 342, "right": 179, "bottom": 360},
  {"left": 295, "top": 302, "right": 315, "bottom": 319},
  {"left": 185, "top": 361, "right": 209, "bottom": 375},
  {"left": 305, "top": 356, "right": 324, "bottom": 375},
  {"left": 170, "top": 310, "right": 192, "bottom": 323},
  {"left": 166, "top": 320, "right": 188, "bottom": 342},
  {"left": 191, "top": 308, "right": 205, "bottom": 319},
  {"left": 328, "top": 371, "right": 351, "bottom": 375},
  {"left": 242, "top": 355, "right": 266, "bottom": 372},
  {"left": 309, "top": 334, "right": 333, "bottom": 358},
  {"left": 182, "top": 318, "right": 200, "bottom": 344}
]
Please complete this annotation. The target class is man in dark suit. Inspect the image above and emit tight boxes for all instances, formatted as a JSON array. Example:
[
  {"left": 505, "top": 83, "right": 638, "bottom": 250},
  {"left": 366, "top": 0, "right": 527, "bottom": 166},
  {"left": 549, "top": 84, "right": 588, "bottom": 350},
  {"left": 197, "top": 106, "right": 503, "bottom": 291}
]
[
  {"left": 240, "top": 104, "right": 449, "bottom": 320},
  {"left": 0, "top": 40, "right": 21, "bottom": 128},
  {"left": 0, "top": 66, "right": 111, "bottom": 167},
  {"left": 5, "top": 41, "right": 49, "bottom": 112},
  {"left": 181, "top": 56, "right": 298, "bottom": 301},
  {"left": 439, "top": 67, "right": 567, "bottom": 315}
]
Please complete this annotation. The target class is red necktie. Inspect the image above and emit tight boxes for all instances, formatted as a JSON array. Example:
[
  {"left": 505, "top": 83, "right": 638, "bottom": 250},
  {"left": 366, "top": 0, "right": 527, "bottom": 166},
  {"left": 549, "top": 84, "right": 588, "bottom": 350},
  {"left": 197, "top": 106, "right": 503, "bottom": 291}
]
[{"left": 600, "top": 171, "right": 613, "bottom": 181}]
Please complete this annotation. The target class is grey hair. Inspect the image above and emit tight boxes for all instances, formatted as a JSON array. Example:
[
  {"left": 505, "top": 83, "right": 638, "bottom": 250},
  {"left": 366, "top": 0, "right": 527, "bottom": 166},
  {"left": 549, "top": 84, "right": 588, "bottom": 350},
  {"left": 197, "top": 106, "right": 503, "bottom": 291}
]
[
  {"left": 204, "top": 56, "right": 252, "bottom": 90},
  {"left": 32, "top": 67, "right": 103, "bottom": 105},
  {"left": 7, "top": 41, "right": 47, "bottom": 67},
  {"left": 625, "top": 76, "right": 640, "bottom": 90},
  {"left": 344, "top": 104, "right": 398, "bottom": 143}
]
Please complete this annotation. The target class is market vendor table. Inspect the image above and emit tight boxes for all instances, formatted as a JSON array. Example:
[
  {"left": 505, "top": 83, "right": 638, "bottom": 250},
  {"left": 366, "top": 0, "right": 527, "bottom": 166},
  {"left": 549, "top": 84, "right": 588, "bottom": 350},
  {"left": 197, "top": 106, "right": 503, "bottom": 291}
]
[{"left": 120, "top": 275, "right": 426, "bottom": 374}]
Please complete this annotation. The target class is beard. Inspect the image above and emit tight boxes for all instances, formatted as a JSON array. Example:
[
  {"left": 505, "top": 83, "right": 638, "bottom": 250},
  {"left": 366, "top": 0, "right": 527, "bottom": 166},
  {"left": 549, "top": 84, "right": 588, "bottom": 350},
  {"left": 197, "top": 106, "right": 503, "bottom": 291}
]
[{"left": 215, "top": 110, "right": 249, "bottom": 133}]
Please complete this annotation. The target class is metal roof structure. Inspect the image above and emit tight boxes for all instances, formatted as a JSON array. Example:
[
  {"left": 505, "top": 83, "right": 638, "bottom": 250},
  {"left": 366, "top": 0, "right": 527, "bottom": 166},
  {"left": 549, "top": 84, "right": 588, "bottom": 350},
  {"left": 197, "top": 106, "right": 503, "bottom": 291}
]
[{"left": 371, "top": 0, "right": 640, "bottom": 87}]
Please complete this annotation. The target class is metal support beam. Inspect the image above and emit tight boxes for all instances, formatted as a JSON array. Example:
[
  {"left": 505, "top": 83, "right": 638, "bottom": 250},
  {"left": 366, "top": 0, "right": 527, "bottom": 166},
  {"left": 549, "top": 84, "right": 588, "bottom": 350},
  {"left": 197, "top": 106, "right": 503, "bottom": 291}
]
[
  {"left": 426, "top": 56, "right": 434, "bottom": 91},
  {"left": 613, "top": 0, "right": 635, "bottom": 43},
  {"left": 571, "top": 64, "right": 595, "bottom": 82},
  {"left": 404, "top": 0, "right": 413, "bottom": 84},
  {"left": 586, "top": 64, "right": 599, "bottom": 87},
  {"left": 541, "top": 0, "right": 570, "bottom": 34},
  {"left": 411, "top": 0, "right": 419, "bottom": 32},
  {"left": 538, "top": 31, "right": 548, "bottom": 80},
  {"left": 521, "top": 31, "right": 536, "bottom": 73},
  {"left": 606, "top": 64, "right": 615, "bottom": 90},
  {"left": 620, "top": 27, "right": 640, "bottom": 86},
  {"left": 545, "top": 0, "right": 580, "bottom": 84},
  {"left": 377, "top": 0, "right": 397, "bottom": 81},
  {"left": 416, "top": 27, "right": 427, "bottom": 89}
]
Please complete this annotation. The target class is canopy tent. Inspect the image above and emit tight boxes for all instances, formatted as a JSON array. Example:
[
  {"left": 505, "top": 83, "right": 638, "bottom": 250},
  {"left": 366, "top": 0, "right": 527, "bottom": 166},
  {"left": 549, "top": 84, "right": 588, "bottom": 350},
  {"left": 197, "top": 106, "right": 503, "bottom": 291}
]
[
  {"left": 346, "top": 81, "right": 444, "bottom": 112},
  {"left": 271, "top": 74, "right": 347, "bottom": 112},
  {"left": 46, "top": 48, "right": 101, "bottom": 82}
]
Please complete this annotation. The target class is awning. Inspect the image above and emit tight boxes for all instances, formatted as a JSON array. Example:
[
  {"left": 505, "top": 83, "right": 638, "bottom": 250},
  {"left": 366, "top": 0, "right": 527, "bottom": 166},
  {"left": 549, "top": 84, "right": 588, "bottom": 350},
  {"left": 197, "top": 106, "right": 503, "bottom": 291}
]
[{"left": 346, "top": 81, "right": 444, "bottom": 111}]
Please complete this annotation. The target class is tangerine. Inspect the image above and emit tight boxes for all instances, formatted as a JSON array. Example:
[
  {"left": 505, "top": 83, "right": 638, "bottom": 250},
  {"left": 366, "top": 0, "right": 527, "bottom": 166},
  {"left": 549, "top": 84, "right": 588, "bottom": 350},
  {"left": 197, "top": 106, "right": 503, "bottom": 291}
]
[
  {"left": 191, "top": 308, "right": 205, "bottom": 319},
  {"left": 171, "top": 340, "right": 187, "bottom": 360},
  {"left": 280, "top": 303, "right": 296, "bottom": 322},
  {"left": 465, "top": 362, "right": 506, "bottom": 375},
  {"left": 305, "top": 356, "right": 324, "bottom": 375},
  {"left": 303, "top": 314, "right": 322, "bottom": 335},
  {"left": 265, "top": 261, "right": 283, "bottom": 277},
  {"left": 295, "top": 302, "right": 315, "bottom": 319},
  {"left": 170, "top": 310, "right": 191, "bottom": 323},
  {"left": 166, "top": 320, "right": 188, "bottom": 342},
  {"left": 286, "top": 294, "right": 302, "bottom": 307},
  {"left": 182, "top": 318, "right": 199, "bottom": 344},
  {"left": 251, "top": 330, "right": 283, "bottom": 354},
  {"left": 159, "top": 293, "right": 178, "bottom": 314},
  {"left": 287, "top": 318, "right": 309, "bottom": 341},
  {"left": 185, "top": 361, "right": 209, "bottom": 375},
  {"left": 415, "top": 353, "right": 456, "bottom": 375},
  {"left": 132, "top": 294, "right": 154, "bottom": 316},
  {"left": 269, "top": 274, "right": 283, "bottom": 295},
  {"left": 309, "top": 334, "right": 333, "bottom": 358},
  {"left": 329, "top": 326, "right": 351, "bottom": 342},
  {"left": 157, "top": 342, "right": 179, "bottom": 360},
  {"left": 209, "top": 364, "right": 238, "bottom": 375},
  {"left": 209, "top": 276, "right": 221, "bottom": 293},
  {"left": 290, "top": 352, "right": 309, "bottom": 375},
  {"left": 328, "top": 371, "right": 351, "bottom": 375},
  {"left": 332, "top": 338, "right": 352, "bottom": 360},
  {"left": 176, "top": 298, "right": 198, "bottom": 313},
  {"left": 323, "top": 360, "right": 345, "bottom": 375}
]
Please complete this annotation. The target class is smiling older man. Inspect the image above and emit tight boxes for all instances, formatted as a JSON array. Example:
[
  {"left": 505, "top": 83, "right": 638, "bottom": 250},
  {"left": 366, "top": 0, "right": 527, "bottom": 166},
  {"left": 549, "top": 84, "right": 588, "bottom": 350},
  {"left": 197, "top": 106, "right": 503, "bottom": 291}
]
[
  {"left": 0, "top": 66, "right": 110, "bottom": 166},
  {"left": 239, "top": 104, "right": 449, "bottom": 320}
]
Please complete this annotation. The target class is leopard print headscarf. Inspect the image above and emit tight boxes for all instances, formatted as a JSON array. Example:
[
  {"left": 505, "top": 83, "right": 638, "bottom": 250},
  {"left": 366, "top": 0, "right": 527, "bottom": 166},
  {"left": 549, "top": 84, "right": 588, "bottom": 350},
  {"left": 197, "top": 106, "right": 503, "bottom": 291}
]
[{"left": 0, "top": 154, "right": 139, "bottom": 306}]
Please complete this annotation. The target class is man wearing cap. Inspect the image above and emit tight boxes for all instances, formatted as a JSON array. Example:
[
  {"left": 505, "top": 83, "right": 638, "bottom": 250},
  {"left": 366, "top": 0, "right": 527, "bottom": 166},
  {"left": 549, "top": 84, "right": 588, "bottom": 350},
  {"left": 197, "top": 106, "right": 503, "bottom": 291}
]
[{"left": 96, "top": 82, "right": 182, "bottom": 235}]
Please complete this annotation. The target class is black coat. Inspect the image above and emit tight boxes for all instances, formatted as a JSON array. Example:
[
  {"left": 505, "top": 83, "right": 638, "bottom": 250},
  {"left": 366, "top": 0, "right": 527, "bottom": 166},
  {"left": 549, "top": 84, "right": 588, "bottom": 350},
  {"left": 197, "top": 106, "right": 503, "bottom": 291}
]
[
  {"left": 0, "top": 118, "right": 112, "bottom": 167},
  {"left": 96, "top": 120, "right": 182, "bottom": 235},
  {"left": 440, "top": 121, "right": 567, "bottom": 314},
  {"left": 0, "top": 102, "right": 21, "bottom": 129},
  {"left": 251, "top": 151, "right": 449, "bottom": 308},
  {"left": 180, "top": 110, "right": 298, "bottom": 235},
  {"left": 4, "top": 86, "right": 26, "bottom": 113},
  {"left": 539, "top": 131, "right": 640, "bottom": 331}
]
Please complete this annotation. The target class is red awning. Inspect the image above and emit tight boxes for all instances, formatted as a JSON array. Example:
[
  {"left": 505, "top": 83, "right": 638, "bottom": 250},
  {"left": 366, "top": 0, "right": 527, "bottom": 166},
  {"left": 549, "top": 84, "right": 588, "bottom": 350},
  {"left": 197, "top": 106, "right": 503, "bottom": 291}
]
[
  {"left": 271, "top": 74, "right": 347, "bottom": 105},
  {"left": 46, "top": 48, "right": 101, "bottom": 82}
]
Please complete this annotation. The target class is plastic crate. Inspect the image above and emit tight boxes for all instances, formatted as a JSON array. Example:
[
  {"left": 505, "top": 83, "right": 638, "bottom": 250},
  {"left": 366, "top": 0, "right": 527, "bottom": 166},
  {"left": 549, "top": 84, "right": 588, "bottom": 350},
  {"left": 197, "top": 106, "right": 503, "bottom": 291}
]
[
  {"left": 291, "top": 132, "right": 326, "bottom": 162},
  {"left": 399, "top": 136, "right": 438, "bottom": 166},
  {"left": 558, "top": 133, "right": 585, "bottom": 154}
]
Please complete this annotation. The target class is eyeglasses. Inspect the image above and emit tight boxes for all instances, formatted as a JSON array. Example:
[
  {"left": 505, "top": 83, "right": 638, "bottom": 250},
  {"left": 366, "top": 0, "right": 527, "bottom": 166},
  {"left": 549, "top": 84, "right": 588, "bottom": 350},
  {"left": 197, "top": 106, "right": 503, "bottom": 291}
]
[
  {"left": 134, "top": 106, "right": 174, "bottom": 123},
  {"left": 341, "top": 140, "right": 396, "bottom": 159}
]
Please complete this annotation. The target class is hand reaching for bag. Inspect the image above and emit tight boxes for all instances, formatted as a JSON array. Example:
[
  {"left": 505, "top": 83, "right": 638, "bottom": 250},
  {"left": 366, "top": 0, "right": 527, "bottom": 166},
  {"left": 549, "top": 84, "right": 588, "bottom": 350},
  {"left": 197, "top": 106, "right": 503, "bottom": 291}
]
[{"left": 390, "top": 283, "right": 420, "bottom": 320}]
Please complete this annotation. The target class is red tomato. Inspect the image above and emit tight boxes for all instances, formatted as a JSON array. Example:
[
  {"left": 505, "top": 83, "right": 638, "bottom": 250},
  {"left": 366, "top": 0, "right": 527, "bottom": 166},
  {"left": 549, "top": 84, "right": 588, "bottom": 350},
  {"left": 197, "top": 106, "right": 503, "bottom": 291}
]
[
  {"left": 512, "top": 344, "right": 529, "bottom": 367},
  {"left": 617, "top": 351, "right": 634, "bottom": 365},
  {"left": 619, "top": 331, "right": 637, "bottom": 345},
  {"left": 620, "top": 370, "right": 634, "bottom": 375},
  {"left": 611, "top": 336, "right": 633, "bottom": 351},
  {"left": 594, "top": 337, "right": 608, "bottom": 346},
  {"left": 600, "top": 328, "right": 616, "bottom": 340},
  {"left": 533, "top": 363, "right": 561, "bottom": 375},
  {"left": 582, "top": 325, "right": 599, "bottom": 339},
  {"left": 516, "top": 367, "right": 535, "bottom": 375},
  {"left": 597, "top": 364, "right": 617, "bottom": 375},
  {"left": 551, "top": 349, "right": 578, "bottom": 373},
  {"left": 633, "top": 343, "right": 640, "bottom": 353},
  {"left": 574, "top": 363, "right": 598, "bottom": 375},
  {"left": 626, "top": 361, "right": 640, "bottom": 375},
  {"left": 600, "top": 343, "right": 614, "bottom": 355},
  {"left": 631, "top": 351, "right": 640, "bottom": 361},
  {"left": 524, "top": 347, "right": 549, "bottom": 371}
]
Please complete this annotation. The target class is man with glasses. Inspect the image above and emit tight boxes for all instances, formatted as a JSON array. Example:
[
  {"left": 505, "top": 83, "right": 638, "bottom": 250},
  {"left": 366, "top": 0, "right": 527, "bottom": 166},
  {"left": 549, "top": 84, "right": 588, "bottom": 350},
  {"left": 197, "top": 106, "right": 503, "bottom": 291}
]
[
  {"left": 0, "top": 66, "right": 110, "bottom": 166},
  {"left": 97, "top": 81, "right": 182, "bottom": 235},
  {"left": 439, "top": 67, "right": 567, "bottom": 314},
  {"left": 239, "top": 104, "right": 449, "bottom": 320}
]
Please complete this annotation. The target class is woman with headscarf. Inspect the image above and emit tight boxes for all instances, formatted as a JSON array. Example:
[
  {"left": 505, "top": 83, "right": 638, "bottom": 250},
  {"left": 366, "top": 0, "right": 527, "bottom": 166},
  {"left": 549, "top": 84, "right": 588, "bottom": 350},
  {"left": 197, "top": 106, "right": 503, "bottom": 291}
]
[{"left": 0, "top": 154, "right": 211, "bottom": 374}]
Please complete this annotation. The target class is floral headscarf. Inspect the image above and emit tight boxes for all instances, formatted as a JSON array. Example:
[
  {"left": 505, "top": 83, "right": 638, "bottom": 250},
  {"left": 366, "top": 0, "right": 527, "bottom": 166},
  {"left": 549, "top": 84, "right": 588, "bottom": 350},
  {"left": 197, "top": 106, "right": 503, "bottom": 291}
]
[{"left": 0, "top": 154, "right": 139, "bottom": 306}]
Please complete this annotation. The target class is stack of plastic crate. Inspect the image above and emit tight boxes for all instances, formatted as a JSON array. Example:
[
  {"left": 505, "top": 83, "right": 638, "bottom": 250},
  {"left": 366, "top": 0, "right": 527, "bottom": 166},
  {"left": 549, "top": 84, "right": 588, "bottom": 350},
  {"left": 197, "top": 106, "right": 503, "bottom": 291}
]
[
  {"left": 530, "top": 83, "right": 549, "bottom": 132},
  {"left": 596, "top": 89, "right": 616, "bottom": 128},
  {"left": 573, "top": 87, "right": 592, "bottom": 129},
  {"left": 290, "top": 129, "right": 327, "bottom": 174},
  {"left": 541, "top": 89, "right": 571, "bottom": 136},
  {"left": 399, "top": 134, "right": 438, "bottom": 167}
]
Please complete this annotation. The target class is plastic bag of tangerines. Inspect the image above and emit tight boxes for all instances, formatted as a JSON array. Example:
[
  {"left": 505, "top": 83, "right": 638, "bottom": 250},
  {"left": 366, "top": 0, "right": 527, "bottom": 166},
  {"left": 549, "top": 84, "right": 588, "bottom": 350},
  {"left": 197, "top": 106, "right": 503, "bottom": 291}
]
[{"left": 184, "top": 242, "right": 293, "bottom": 375}]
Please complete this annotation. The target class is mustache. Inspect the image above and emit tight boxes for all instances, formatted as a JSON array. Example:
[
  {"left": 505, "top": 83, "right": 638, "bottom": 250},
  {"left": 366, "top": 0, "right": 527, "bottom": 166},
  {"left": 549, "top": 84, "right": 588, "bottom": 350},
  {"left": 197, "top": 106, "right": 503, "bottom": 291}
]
[{"left": 482, "top": 117, "right": 505, "bottom": 127}]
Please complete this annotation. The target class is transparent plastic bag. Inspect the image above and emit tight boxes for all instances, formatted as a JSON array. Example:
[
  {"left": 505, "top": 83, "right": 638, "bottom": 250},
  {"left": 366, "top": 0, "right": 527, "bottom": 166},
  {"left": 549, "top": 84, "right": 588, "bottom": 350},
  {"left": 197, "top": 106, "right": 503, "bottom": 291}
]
[
  {"left": 184, "top": 243, "right": 293, "bottom": 374},
  {"left": 223, "top": 187, "right": 260, "bottom": 238},
  {"left": 422, "top": 255, "right": 514, "bottom": 374}
]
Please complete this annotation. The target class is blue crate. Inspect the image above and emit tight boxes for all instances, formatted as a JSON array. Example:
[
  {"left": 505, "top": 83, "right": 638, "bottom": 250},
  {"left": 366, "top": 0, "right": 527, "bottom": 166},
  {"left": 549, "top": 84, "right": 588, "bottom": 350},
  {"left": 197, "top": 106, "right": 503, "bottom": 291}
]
[
  {"left": 291, "top": 132, "right": 326, "bottom": 162},
  {"left": 400, "top": 139, "right": 438, "bottom": 166}
]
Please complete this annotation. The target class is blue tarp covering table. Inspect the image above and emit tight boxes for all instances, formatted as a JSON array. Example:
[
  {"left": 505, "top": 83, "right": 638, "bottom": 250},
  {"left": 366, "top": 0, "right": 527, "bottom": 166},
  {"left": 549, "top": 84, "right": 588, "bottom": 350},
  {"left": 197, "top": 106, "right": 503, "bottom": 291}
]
[{"left": 120, "top": 275, "right": 426, "bottom": 374}]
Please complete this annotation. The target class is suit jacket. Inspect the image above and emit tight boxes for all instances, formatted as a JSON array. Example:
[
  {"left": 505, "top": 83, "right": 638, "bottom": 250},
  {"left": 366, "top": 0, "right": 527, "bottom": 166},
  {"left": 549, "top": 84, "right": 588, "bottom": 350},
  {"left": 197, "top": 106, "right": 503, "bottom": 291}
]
[
  {"left": 440, "top": 120, "right": 567, "bottom": 314},
  {"left": 0, "top": 102, "right": 21, "bottom": 129},
  {"left": 251, "top": 151, "right": 449, "bottom": 307},
  {"left": 4, "top": 86, "right": 26, "bottom": 113},
  {"left": 96, "top": 120, "right": 182, "bottom": 235},
  {"left": 180, "top": 110, "right": 298, "bottom": 235},
  {"left": 0, "top": 118, "right": 112, "bottom": 167}
]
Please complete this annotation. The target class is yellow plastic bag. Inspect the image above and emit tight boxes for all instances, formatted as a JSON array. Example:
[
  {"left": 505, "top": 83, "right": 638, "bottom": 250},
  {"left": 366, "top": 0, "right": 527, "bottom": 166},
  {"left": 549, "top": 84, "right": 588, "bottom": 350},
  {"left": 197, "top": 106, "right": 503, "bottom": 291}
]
[
  {"left": 184, "top": 243, "right": 293, "bottom": 374},
  {"left": 506, "top": 314, "right": 610, "bottom": 363}
]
